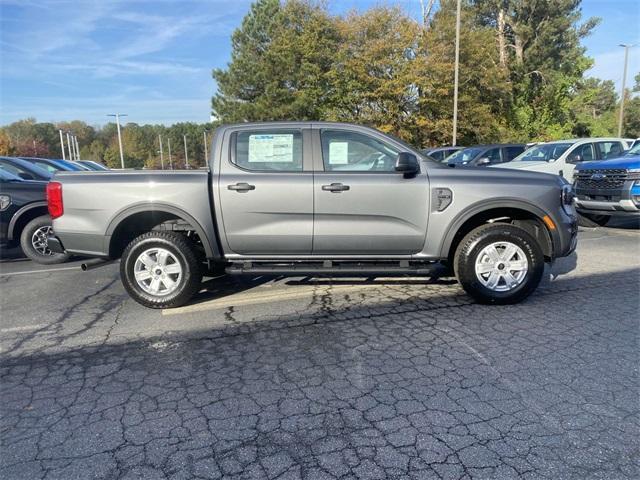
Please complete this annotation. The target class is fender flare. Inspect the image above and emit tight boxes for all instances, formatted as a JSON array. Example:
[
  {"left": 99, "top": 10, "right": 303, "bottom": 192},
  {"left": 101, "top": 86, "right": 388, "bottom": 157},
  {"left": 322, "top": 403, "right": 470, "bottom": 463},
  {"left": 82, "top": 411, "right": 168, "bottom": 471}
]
[
  {"left": 439, "top": 198, "right": 557, "bottom": 259},
  {"left": 105, "top": 202, "right": 218, "bottom": 258},
  {"left": 7, "top": 201, "right": 48, "bottom": 240}
]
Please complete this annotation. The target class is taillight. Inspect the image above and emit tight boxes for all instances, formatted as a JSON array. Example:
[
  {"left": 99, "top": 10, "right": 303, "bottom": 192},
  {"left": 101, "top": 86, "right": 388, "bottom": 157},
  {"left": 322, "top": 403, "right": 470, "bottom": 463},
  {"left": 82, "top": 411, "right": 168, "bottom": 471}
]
[{"left": 47, "top": 181, "right": 63, "bottom": 219}]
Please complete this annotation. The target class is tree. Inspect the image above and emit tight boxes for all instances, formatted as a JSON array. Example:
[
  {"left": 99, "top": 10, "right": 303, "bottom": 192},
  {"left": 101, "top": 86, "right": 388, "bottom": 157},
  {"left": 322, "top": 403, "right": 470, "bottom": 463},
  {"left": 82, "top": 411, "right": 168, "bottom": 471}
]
[
  {"left": 0, "top": 130, "right": 14, "bottom": 156},
  {"left": 622, "top": 72, "right": 640, "bottom": 138},
  {"left": 324, "top": 7, "right": 422, "bottom": 140},
  {"left": 569, "top": 78, "right": 617, "bottom": 137},
  {"left": 413, "top": 0, "right": 513, "bottom": 146},
  {"left": 473, "top": 0, "right": 600, "bottom": 140},
  {"left": 212, "top": 0, "right": 340, "bottom": 122}
]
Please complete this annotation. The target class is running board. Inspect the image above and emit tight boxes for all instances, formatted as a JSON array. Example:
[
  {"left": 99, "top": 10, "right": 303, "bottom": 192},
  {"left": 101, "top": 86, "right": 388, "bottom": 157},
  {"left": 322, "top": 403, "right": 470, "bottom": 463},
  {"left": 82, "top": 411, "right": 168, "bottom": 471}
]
[{"left": 225, "top": 260, "right": 438, "bottom": 276}]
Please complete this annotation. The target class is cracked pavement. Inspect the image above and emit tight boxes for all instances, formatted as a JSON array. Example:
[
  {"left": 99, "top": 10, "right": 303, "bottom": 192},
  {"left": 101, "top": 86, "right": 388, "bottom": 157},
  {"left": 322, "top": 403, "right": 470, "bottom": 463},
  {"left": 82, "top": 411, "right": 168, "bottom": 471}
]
[{"left": 0, "top": 224, "right": 638, "bottom": 479}]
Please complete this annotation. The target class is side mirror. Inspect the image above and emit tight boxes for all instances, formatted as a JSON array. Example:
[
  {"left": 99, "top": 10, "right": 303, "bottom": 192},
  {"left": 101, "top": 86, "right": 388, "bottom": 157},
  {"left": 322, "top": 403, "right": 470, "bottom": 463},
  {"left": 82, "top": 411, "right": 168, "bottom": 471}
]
[
  {"left": 18, "top": 172, "right": 35, "bottom": 180},
  {"left": 476, "top": 157, "right": 491, "bottom": 166},
  {"left": 395, "top": 152, "right": 419, "bottom": 178}
]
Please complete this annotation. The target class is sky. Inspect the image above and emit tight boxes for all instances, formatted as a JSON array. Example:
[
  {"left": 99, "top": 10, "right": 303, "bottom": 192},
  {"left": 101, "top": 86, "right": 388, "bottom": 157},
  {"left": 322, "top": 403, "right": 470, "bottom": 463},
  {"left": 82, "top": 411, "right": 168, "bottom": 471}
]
[{"left": 0, "top": 0, "right": 638, "bottom": 127}]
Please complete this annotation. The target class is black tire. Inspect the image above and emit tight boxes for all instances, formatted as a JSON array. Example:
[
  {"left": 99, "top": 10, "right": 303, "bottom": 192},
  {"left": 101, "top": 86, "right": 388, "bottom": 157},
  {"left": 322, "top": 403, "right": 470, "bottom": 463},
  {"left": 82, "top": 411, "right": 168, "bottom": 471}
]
[
  {"left": 454, "top": 223, "right": 545, "bottom": 305},
  {"left": 577, "top": 213, "right": 610, "bottom": 227},
  {"left": 19, "top": 215, "right": 71, "bottom": 265},
  {"left": 120, "top": 231, "right": 203, "bottom": 309}
]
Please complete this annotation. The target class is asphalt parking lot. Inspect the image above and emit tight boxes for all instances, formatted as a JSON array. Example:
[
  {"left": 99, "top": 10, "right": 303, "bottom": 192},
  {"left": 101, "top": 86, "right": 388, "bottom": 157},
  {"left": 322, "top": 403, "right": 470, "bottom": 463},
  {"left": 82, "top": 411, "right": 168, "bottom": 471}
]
[{"left": 1, "top": 221, "right": 638, "bottom": 480}]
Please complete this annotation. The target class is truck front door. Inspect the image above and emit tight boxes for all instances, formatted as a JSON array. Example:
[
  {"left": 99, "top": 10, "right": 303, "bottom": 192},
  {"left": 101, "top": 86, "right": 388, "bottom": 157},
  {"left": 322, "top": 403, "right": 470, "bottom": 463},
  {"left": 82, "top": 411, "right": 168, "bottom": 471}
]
[
  {"left": 218, "top": 127, "right": 313, "bottom": 255},
  {"left": 312, "top": 128, "right": 429, "bottom": 255}
]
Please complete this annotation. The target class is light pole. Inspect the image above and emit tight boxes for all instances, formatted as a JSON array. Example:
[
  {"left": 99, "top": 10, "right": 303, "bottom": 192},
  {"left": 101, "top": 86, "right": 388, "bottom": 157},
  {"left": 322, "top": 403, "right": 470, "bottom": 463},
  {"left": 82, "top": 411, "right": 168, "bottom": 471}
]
[
  {"left": 203, "top": 130, "right": 209, "bottom": 164},
  {"left": 74, "top": 136, "right": 80, "bottom": 160},
  {"left": 167, "top": 138, "right": 173, "bottom": 170},
  {"left": 59, "top": 130, "right": 66, "bottom": 160},
  {"left": 183, "top": 134, "right": 189, "bottom": 169},
  {"left": 452, "top": 0, "right": 461, "bottom": 146},
  {"left": 66, "top": 132, "right": 73, "bottom": 161},
  {"left": 158, "top": 134, "right": 164, "bottom": 170},
  {"left": 617, "top": 44, "right": 634, "bottom": 138},
  {"left": 107, "top": 113, "right": 127, "bottom": 169}
]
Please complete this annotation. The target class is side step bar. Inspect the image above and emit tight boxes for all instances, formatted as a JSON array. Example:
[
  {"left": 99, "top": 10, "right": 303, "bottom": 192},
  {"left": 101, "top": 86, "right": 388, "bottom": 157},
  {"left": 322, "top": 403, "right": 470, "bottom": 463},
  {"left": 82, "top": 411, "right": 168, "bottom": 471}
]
[{"left": 225, "top": 261, "right": 439, "bottom": 276}]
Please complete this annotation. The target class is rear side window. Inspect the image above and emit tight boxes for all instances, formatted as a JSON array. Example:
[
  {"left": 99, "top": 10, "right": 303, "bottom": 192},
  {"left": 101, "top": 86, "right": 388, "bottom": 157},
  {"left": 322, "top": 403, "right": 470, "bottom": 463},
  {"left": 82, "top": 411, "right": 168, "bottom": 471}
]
[
  {"left": 505, "top": 146, "right": 524, "bottom": 161},
  {"left": 234, "top": 130, "right": 302, "bottom": 172},
  {"left": 596, "top": 141, "right": 624, "bottom": 159}
]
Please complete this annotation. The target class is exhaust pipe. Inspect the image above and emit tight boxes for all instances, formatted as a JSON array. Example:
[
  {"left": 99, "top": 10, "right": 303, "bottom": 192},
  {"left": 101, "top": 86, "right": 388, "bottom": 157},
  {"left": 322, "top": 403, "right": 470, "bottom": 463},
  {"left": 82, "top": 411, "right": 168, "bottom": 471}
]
[{"left": 81, "top": 259, "right": 116, "bottom": 271}]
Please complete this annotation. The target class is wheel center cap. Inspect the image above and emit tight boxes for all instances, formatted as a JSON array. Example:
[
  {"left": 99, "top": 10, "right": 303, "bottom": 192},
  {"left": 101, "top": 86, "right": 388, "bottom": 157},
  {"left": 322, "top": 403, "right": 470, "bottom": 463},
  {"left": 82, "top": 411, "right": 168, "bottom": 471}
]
[
  {"left": 497, "top": 263, "right": 505, "bottom": 270},
  {"left": 154, "top": 268, "right": 163, "bottom": 275}
]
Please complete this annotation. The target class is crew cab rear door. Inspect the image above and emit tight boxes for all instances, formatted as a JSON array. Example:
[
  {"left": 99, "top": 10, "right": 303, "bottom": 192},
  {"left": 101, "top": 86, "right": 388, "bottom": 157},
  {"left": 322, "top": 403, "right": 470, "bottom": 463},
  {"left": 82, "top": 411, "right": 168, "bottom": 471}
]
[
  {"left": 311, "top": 126, "right": 429, "bottom": 255},
  {"left": 217, "top": 126, "right": 313, "bottom": 255}
]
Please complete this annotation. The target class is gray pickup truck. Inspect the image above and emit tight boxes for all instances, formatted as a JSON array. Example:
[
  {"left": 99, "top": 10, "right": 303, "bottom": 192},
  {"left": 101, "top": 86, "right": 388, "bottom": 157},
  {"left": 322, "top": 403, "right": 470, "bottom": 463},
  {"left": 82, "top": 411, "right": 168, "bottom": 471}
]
[{"left": 47, "top": 122, "right": 577, "bottom": 308}]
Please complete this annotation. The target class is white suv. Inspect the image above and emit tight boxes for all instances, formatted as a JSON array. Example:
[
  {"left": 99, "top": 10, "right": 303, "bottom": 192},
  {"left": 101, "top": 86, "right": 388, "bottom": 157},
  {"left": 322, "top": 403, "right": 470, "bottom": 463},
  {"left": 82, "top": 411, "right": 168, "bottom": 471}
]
[{"left": 495, "top": 138, "right": 629, "bottom": 179}]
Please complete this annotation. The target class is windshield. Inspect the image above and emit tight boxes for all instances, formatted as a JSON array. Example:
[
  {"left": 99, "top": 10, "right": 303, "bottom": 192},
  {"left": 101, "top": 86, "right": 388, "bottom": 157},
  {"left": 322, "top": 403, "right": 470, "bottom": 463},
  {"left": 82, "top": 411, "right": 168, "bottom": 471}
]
[
  {"left": 447, "top": 147, "right": 482, "bottom": 164},
  {"left": 624, "top": 143, "right": 640, "bottom": 156},
  {"left": 514, "top": 143, "right": 572, "bottom": 162}
]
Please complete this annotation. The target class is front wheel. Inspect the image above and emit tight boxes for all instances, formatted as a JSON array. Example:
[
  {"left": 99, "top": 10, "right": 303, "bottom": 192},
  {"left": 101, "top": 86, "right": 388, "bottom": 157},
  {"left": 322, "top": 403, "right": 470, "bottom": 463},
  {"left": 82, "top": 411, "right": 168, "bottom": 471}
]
[
  {"left": 120, "top": 231, "right": 203, "bottom": 309},
  {"left": 454, "top": 223, "right": 545, "bottom": 305},
  {"left": 20, "top": 215, "right": 71, "bottom": 264}
]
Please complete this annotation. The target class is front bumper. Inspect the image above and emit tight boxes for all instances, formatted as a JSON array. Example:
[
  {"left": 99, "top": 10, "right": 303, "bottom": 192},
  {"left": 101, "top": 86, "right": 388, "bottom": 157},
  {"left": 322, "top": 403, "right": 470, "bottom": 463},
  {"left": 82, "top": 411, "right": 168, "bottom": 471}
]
[{"left": 575, "top": 180, "right": 640, "bottom": 216}]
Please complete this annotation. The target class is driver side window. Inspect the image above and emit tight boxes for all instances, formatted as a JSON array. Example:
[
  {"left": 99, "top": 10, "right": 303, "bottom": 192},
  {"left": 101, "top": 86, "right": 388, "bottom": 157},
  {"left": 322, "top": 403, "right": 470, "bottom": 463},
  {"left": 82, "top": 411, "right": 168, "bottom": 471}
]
[
  {"left": 571, "top": 143, "right": 595, "bottom": 163},
  {"left": 321, "top": 130, "right": 399, "bottom": 172}
]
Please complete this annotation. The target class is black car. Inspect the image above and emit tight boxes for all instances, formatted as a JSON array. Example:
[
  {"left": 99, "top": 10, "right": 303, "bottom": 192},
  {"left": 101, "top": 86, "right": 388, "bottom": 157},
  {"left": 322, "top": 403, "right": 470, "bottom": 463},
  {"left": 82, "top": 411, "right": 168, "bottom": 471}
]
[
  {"left": 19, "top": 157, "right": 87, "bottom": 173},
  {"left": 447, "top": 144, "right": 526, "bottom": 167},
  {"left": 0, "top": 169, "right": 69, "bottom": 264},
  {"left": 421, "top": 146, "right": 464, "bottom": 163},
  {"left": 0, "top": 156, "right": 53, "bottom": 181}
]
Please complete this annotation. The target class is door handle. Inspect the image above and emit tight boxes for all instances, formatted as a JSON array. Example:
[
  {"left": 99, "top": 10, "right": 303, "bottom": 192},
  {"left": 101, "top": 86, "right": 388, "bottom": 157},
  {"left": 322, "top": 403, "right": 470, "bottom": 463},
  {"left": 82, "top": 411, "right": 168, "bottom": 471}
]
[
  {"left": 228, "top": 182, "right": 255, "bottom": 192},
  {"left": 322, "top": 183, "right": 350, "bottom": 192}
]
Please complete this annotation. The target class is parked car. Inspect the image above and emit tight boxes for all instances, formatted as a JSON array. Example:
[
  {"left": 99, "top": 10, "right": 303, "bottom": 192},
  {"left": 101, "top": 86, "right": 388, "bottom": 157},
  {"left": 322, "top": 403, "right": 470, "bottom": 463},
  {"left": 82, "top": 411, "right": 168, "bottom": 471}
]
[
  {"left": 447, "top": 144, "right": 526, "bottom": 167},
  {"left": 573, "top": 142, "right": 640, "bottom": 226},
  {"left": 420, "top": 146, "right": 463, "bottom": 163},
  {"left": 0, "top": 169, "right": 70, "bottom": 263},
  {"left": 19, "top": 157, "right": 87, "bottom": 173},
  {"left": 47, "top": 122, "right": 577, "bottom": 309},
  {"left": 0, "top": 156, "right": 52, "bottom": 181},
  {"left": 497, "top": 138, "right": 628, "bottom": 179},
  {"left": 77, "top": 160, "right": 109, "bottom": 171}
]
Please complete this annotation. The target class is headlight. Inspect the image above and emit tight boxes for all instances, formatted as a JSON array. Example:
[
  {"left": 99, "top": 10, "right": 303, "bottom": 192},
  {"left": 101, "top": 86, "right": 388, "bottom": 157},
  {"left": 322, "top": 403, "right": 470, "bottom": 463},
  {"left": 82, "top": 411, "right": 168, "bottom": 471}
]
[
  {"left": 0, "top": 194, "right": 10, "bottom": 211},
  {"left": 561, "top": 185, "right": 575, "bottom": 215},
  {"left": 629, "top": 168, "right": 640, "bottom": 180}
]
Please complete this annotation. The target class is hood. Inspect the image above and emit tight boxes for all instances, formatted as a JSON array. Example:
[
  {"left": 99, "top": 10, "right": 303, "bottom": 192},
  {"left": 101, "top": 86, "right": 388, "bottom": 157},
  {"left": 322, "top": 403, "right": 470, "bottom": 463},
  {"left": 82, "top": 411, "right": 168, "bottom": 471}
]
[
  {"left": 430, "top": 163, "right": 562, "bottom": 185},
  {"left": 576, "top": 155, "right": 640, "bottom": 171},
  {"left": 492, "top": 161, "right": 551, "bottom": 171}
]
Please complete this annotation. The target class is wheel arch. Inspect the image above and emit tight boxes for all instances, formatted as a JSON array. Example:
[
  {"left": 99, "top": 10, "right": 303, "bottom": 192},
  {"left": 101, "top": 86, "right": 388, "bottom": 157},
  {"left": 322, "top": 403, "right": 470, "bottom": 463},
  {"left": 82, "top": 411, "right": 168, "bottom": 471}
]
[
  {"left": 106, "top": 203, "right": 216, "bottom": 259},
  {"left": 440, "top": 199, "right": 557, "bottom": 262},
  {"left": 8, "top": 202, "right": 48, "bottom": 241}
]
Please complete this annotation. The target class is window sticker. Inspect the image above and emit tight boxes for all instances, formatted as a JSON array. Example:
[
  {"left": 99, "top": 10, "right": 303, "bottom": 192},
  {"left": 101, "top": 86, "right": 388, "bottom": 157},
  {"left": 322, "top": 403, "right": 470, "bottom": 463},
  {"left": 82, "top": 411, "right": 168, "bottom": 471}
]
[
  {"left": 329, "top": 141, "right": 349, "bottom": 164},
  {"left": 248, "top": 134, "right": 294, "bottom": 163}
]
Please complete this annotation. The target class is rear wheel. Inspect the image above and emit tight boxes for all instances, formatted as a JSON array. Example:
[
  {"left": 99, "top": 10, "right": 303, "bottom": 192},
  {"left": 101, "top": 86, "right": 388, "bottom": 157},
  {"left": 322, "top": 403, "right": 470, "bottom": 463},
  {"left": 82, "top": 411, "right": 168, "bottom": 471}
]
[
  {"left": 20, "top": 215, "right": 71, "bottom": 264},
  {"left": 120, "top": 231, "right": 203, "bottom": 309},
  {"left": 454, "top": 223, "right": 545, "bottom": 305}
]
